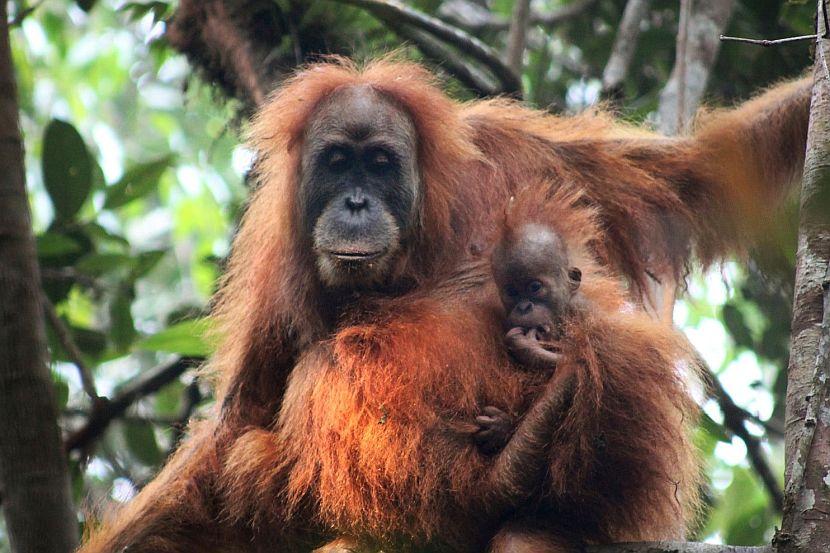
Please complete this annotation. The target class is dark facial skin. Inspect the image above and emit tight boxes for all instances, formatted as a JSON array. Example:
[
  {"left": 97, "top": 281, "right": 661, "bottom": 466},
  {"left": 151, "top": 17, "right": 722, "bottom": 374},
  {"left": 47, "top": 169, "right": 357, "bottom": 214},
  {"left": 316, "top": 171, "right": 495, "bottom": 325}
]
[
  {"left": 299, "top": 85, "right": 420, "bottom": 289},
  {"left": 475, "top": 224, "right": 581, "bottom": 454}
]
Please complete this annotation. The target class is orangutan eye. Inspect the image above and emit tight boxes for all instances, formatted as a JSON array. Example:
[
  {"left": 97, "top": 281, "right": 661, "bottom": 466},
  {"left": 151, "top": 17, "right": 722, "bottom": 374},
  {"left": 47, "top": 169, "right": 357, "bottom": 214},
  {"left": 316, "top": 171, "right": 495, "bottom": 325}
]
[
  {"left": 372, "top": 151, "right": 390, "bottom": 165},
  {"left": 327, "top": 148, "right": 349, "bottom": 170},
  {"left": 366, "top": 149, "right": 394, "bottom": 173},
  {"left": 568, "top": 268, "right": 582, "bottom": 283},
  {"left": 506, "top": 285, "right": 519, "bottom": 298},
  {"left": 528, "top": 280, "right": 543, "bottom": 294}
]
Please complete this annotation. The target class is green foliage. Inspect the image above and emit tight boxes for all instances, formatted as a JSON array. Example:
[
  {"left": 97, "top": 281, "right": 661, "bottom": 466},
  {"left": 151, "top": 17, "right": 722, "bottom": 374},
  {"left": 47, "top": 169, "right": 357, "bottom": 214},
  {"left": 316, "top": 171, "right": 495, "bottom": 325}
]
[
  {"left": 42, "top": 119, "right": 92, "bottom": 221},
  {"left": 138, "top": 318, "right": 215, "bottom": 357},
  {"left": 103, "top": 156, "right": 175, "bottom": 209},
  {"left": 123, "top": 419, "right": 163, "bottom": 466}
]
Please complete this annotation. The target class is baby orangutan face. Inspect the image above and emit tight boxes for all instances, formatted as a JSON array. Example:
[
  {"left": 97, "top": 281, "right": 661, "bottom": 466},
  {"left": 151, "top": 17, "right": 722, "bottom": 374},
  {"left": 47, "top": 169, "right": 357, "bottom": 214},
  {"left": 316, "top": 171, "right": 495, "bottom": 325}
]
[{"left": 491, "top": 223, "right": 582, "bottom": 336}]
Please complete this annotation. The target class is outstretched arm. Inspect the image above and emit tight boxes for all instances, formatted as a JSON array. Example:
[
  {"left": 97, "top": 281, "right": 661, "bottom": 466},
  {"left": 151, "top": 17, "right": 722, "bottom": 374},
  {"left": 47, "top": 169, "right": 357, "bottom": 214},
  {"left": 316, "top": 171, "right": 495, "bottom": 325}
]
[{"left": 554, "top": 78, "right": 810, "bottom": 311}]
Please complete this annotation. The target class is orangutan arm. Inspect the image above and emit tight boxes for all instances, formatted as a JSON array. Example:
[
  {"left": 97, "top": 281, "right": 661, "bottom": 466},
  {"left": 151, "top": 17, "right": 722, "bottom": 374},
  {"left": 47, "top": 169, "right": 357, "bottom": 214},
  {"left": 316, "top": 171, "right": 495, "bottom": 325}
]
[{"left": 479, "top": 367, "right": 576, "bottom": 516}]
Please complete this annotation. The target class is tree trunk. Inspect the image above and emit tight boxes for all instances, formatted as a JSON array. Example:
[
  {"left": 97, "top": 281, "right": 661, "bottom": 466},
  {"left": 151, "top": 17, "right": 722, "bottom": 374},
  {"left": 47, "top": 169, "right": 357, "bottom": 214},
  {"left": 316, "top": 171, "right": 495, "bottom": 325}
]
[
  {"left": 601, "top": 0, "right": 652, "bottom": 98},
  {"left": 504, "top": 0, "right": 531, "bottom": 75},
  {"left": 0, "top": 6, "right": 79, "bottom": 553},
  {"left": 658, "top": 0, "right": 736, "bottom": 135},
  {"left": 778, "top": 2, "right": 830, "bottom": 551}
]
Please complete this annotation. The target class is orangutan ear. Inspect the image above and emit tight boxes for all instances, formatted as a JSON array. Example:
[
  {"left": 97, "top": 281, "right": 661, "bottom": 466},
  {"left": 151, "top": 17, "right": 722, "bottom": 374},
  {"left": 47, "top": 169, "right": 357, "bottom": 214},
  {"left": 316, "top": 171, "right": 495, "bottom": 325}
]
[{"left": 568, "top": 267, "right": 582, "bottom": 292}]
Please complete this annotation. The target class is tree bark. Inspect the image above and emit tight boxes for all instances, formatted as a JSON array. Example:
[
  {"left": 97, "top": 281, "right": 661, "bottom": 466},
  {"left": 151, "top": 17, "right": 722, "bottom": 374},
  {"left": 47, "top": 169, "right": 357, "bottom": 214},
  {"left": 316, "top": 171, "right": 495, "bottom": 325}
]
[
  {"left": 504, "top": 0, "right": 531, "bottom": 75},
  {"left": 0, "top": 5, "right": 78, "bottom": 553},
  {"left": 658, "top": 0, "right": 736, "bottom": 135},
  {"left": 601, "top": 0, "right": 652, "bottom": 98},
  {"left": 779, "top": 3, "right": 830, "bottom": 551}
]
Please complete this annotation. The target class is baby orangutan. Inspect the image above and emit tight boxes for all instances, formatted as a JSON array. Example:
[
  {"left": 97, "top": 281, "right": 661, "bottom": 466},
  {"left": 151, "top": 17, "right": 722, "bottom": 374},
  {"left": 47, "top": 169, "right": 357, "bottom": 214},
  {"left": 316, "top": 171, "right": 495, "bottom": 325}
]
[
  {"left": 469, "top": 188, "right": 699, "bottom": 549},
  {"left": 495, "top": 222, "right": 583, "bottom": 369},
  {"left": 474, "top": 223, "right": 583, "bottom": 455}
]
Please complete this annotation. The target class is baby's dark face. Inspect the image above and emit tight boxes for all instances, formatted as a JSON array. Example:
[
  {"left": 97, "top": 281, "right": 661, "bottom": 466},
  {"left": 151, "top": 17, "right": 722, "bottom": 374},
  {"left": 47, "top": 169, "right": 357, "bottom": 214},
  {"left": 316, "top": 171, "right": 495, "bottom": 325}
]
[{"left": 492, "top": 224, "right": 581, "bottom": 331}]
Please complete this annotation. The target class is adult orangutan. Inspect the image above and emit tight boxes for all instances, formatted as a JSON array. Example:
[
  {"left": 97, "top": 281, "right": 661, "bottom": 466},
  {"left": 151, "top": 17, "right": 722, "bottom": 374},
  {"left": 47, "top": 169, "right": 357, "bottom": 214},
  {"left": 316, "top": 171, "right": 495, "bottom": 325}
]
[{"left": 78, "top": 59, "right": 811, "bottom": 552}]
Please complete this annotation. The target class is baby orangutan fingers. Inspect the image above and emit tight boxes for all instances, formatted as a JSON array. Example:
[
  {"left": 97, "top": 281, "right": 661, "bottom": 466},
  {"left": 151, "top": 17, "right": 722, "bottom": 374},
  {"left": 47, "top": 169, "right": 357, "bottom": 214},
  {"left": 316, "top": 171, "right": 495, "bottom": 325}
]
[
  {"left": 474, "top": 406, "right": 515, "bottom": 455},
  {"left": 505, "top": 329, "right": 562, "bottom": 370}
]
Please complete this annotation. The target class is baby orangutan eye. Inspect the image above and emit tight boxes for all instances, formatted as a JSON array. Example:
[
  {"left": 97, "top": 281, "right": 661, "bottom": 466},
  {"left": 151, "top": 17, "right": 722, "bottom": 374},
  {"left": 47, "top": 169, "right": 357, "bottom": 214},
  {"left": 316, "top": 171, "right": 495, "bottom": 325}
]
[
  {"left": 528, "top": 280, "right": 543, "bottom": 294},
  {"left": 568, "top": 268, "right": 582, "bottom": 283}
]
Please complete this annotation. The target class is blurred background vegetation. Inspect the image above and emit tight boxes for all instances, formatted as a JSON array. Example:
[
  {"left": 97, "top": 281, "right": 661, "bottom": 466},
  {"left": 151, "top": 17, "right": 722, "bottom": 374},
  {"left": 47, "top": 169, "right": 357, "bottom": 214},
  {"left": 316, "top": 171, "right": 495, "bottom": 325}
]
[{"left": 1, "top": 0, "right": 817, "bottom": 548}]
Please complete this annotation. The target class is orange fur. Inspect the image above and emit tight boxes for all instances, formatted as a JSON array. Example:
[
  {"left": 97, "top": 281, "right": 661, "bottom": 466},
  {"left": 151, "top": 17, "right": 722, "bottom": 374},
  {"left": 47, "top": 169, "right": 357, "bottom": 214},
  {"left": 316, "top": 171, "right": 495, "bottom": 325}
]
[{"left": 78, "top": 58, "right": 809, "bottom": 553}]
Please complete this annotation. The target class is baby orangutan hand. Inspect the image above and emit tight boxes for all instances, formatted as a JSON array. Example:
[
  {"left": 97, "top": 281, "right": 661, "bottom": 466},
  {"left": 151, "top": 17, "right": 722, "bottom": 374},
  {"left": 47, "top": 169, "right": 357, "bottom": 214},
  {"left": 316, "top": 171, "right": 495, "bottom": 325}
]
[
  {"left": 505, "top": 326, "right": 562, "bottom": 370},
  {"left": 473, "top": 406, "right": 515, "bottom": 455}
]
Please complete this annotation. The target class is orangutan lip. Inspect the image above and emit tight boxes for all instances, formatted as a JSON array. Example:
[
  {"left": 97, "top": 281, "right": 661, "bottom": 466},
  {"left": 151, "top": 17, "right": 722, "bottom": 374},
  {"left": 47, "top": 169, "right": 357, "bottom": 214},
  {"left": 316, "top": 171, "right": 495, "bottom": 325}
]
[{"left": 329, "top": 250, "right": 384, "bottom": 261}]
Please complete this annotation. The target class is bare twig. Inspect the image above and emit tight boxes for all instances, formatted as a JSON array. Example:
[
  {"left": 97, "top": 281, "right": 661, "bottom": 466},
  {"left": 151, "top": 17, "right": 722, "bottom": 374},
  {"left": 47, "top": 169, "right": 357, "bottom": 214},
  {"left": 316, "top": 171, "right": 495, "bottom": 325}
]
[
  {"left": 384, "top": 19, "right": 500, "bottom": 97},
  {"left": 65, "top": 356, "right": 199, "bottom": 454},
  {"left": 719, "top": 34, "right": 818, "bottom": 48},
  {"left": 602, "top": 0, "right": 653, "bottom": 99},
  {"left": 334, "top": 0, "right": 522, "bottom": 95},
  {"left": 504, "top": 0, "right": 531, "bottom": 74},
  {"left": 42, "top": 294, "right": 99, "bottom": 402}
]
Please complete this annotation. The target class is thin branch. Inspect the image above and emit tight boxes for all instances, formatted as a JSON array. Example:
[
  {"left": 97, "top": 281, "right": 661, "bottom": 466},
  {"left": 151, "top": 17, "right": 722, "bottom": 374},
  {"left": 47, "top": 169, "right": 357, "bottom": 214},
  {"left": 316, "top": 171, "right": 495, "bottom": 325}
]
[
  {"left": 706, "top": 364, "right": 785, "bottom": 512},
  {"left": 533, "top": 0, "right": 598, "bottom": 26},
  {"left": 731, "top": 400, "right": 785, "bottom": 440},
  {"left": 602, "top": 0, "right": 652, "bottom": 99},
  {"left": 40, "top": 267, "right": 103, "bottom": 295},
  {"left": 334, "top": 0, "right": 522, "bottom": 95},
  {"left": 65, "top": 356, "right": 199, "bottom": 454},
  {"left": 439, "top": 0, "right": 598, "bottom": 32},
  {"left": 42, "top": 294, "right": 99, "bottom": 402},
  {"left": 504, "top": 0, "right": 531, "bottom": 75},
  {"left": 719, "top": 34, "right": 818, "bottom": 47},
  {"left": 585, "top": 543, "right": 771, "bottom": 553},
  {"left": 384, "top": 19, "right": 500, "bottom": 97}
]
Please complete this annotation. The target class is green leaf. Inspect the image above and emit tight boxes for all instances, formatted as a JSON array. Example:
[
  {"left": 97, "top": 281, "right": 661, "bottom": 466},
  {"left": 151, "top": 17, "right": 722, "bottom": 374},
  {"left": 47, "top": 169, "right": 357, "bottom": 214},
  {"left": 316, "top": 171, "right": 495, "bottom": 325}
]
[
  {"left": 76, "top": 253, "right": 132, "bottom": 276},
  {"left": 103, "top": 156, "right": 174, "bottom": 210},
  {"left": 121, "top": 2, "right": 170, "bottom": 21},
  {"left": 123, "top": 420, "right": 162, "bottom": 466},
  {"left": 110, "top": 287, "right": 137, "bottom": 351},
  {"left": 154, "top": 380, "right": 185, "bottom": 417},
  {"left": 42, "top": 119, "right": 93, "bottom": 221},
  {"left": 131, "top": 250, "right": 166, "bottom": 280},
  {"left": 700, "top": 412, "right": 730, "bottom": 443},
  {"left": 52, "top": 375, "right": 69, "bottom": 410},
  {"left": 82, "top": 222, "right": 130, "bottom": 249},
  {"left": 71, "top": 326, "right": 108, "bottom": 359},
  {"left": 137, "top": 318, "right": 214, "bottom": 357},
  {"left": 36, "top": 232, "right": 81, "bottom": 257}
]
